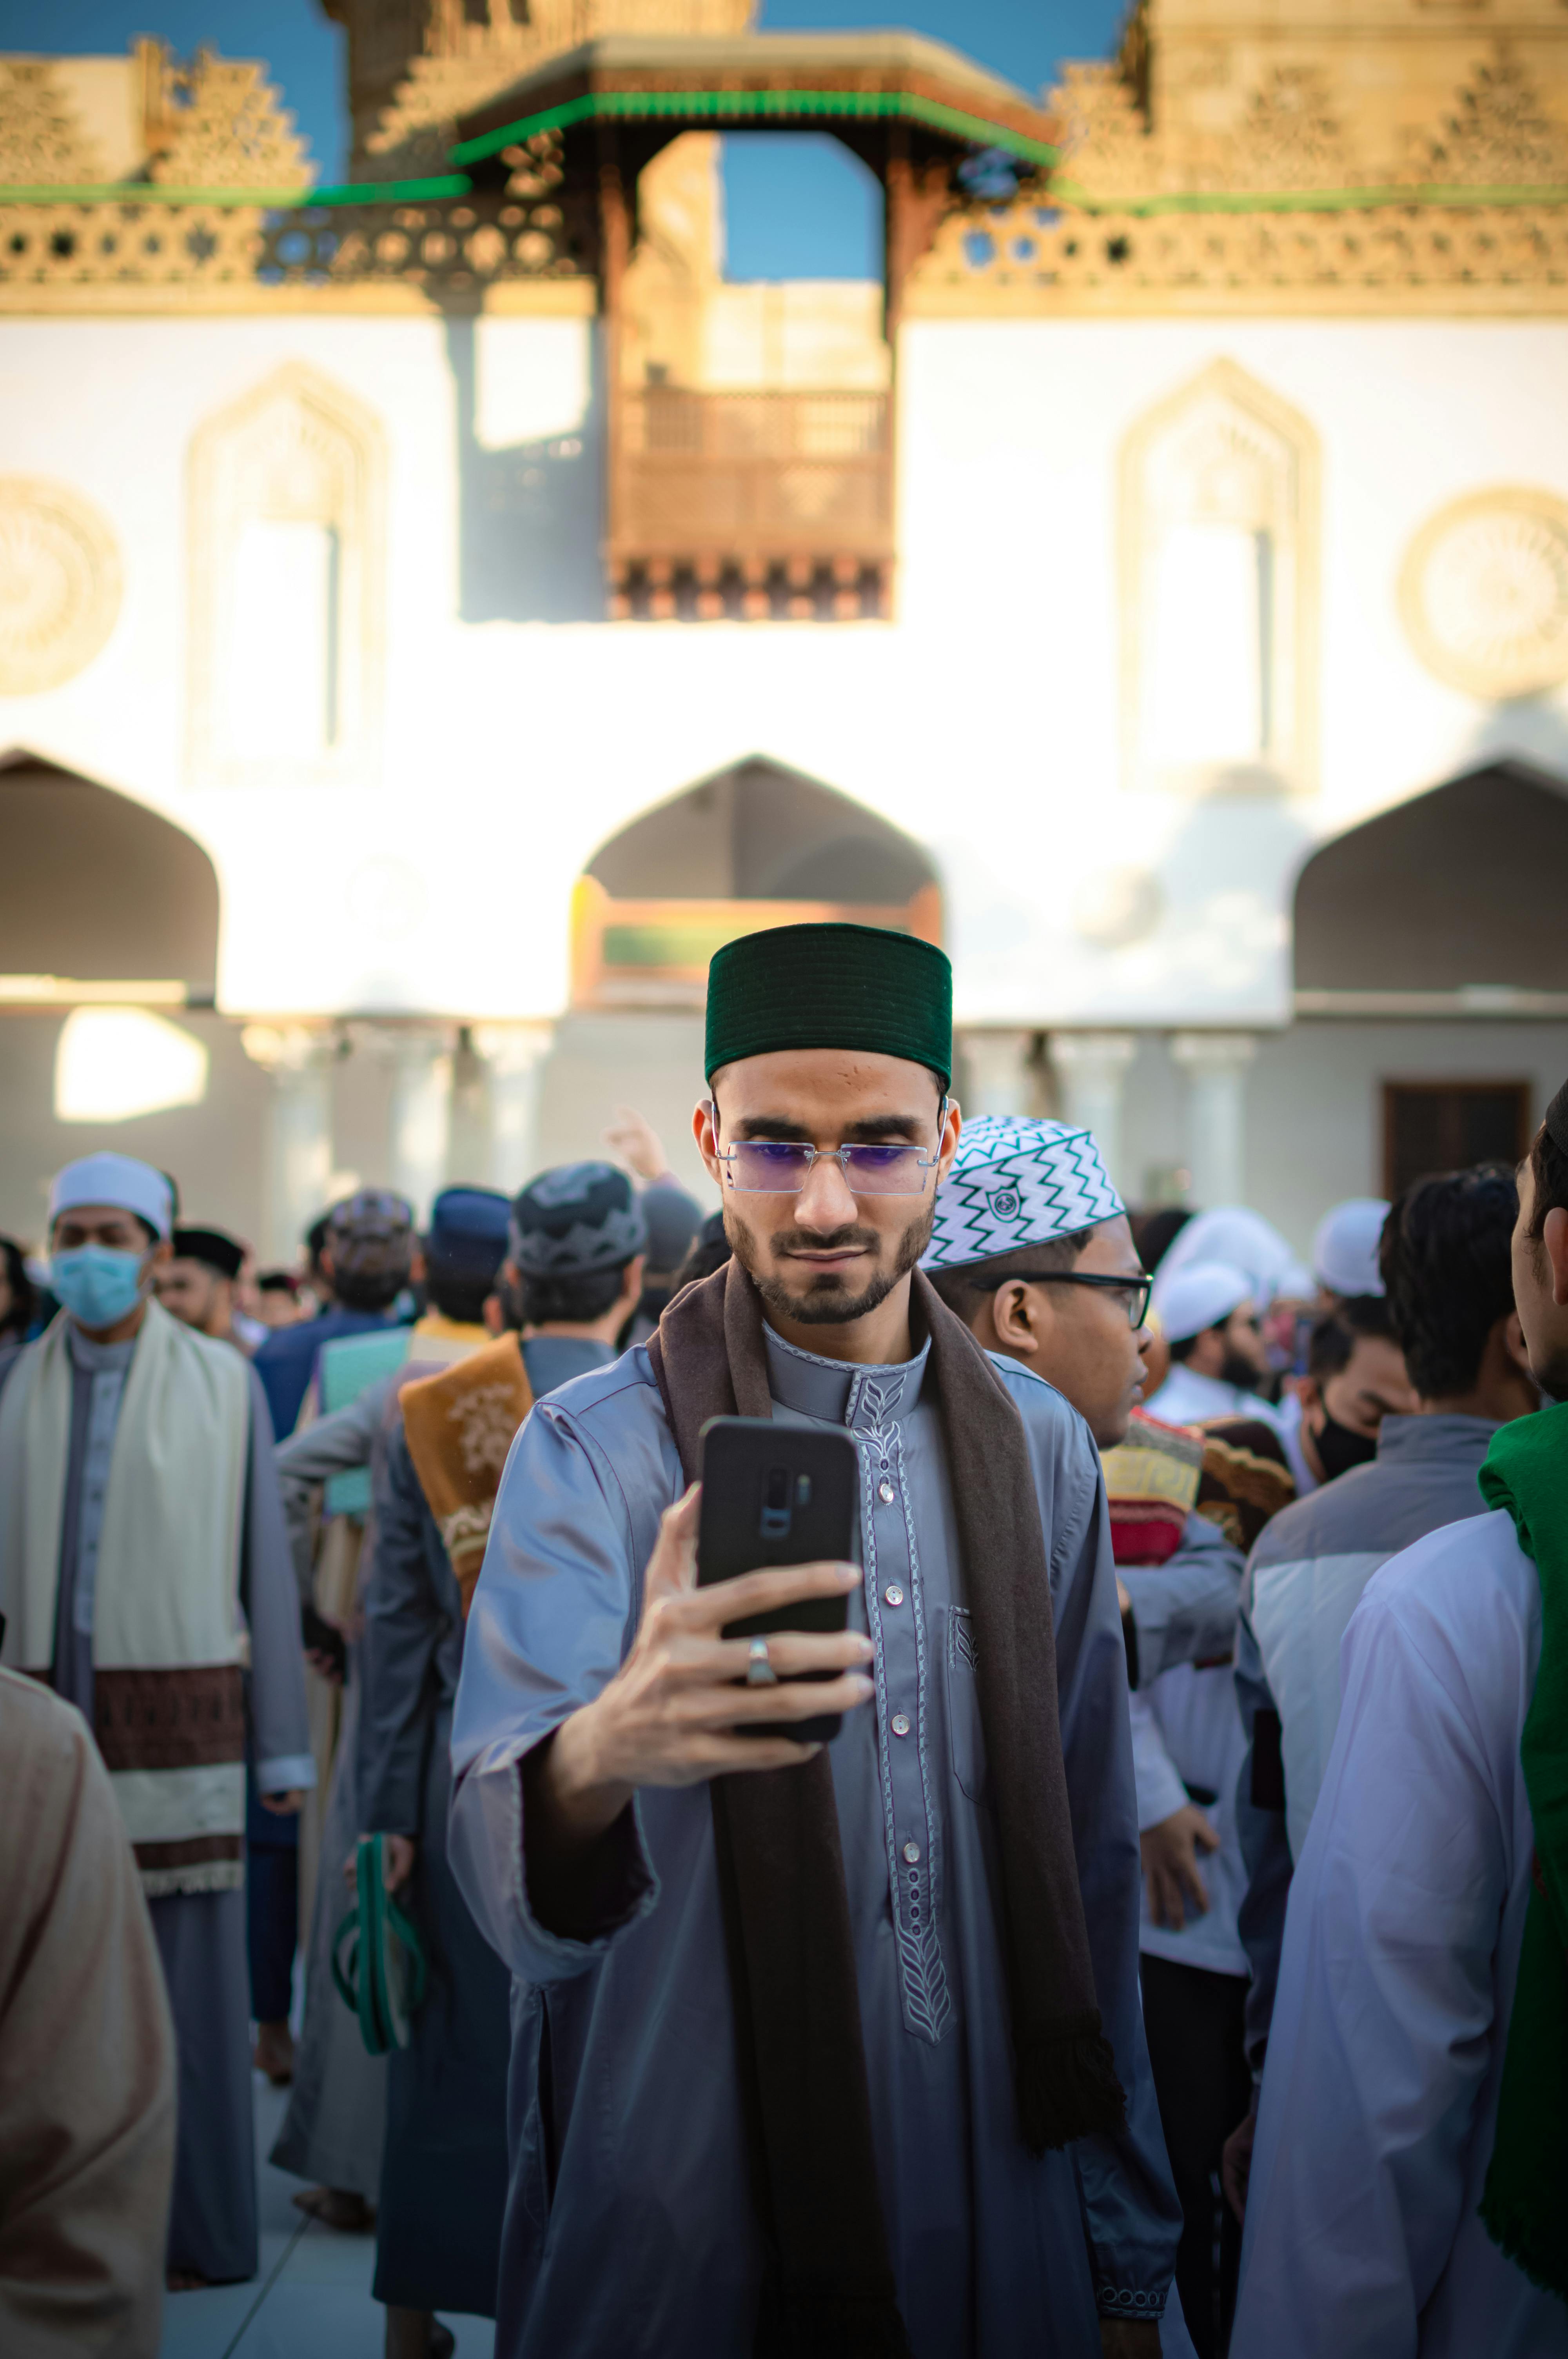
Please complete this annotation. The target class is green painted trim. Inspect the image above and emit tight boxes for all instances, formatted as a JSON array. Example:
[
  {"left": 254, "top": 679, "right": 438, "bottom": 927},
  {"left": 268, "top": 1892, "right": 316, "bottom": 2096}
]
[
  {"left": 1046, "top": 176, "right": 1568, "bottom": 217},
  {"left": 449, "top": 85, "right": 1058, "bottom": 171},
  {"left": 307, "top": 173, "right": 473, "bottom": 206},
  {"left": 0, "top": 173, "right": 472, "bottom": 208}
]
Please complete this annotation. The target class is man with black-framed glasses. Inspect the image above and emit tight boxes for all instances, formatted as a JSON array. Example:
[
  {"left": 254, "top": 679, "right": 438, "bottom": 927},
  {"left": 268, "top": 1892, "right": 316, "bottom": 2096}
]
[
  {"left": 926, "top": 1117, "right": 1254, "bottom": 2358},
  {"left": 450, "top": 923, "right": 1189, "bottom": 2359}
]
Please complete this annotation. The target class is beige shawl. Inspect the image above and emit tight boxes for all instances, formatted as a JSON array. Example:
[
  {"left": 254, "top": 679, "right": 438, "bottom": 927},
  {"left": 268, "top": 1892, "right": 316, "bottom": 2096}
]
[
  {"left": 0, "top": 1304, "right": 251, "bottom": 1895},
  {"left": 0, "top": 1668, "right": 175, "bottom": 2357}
]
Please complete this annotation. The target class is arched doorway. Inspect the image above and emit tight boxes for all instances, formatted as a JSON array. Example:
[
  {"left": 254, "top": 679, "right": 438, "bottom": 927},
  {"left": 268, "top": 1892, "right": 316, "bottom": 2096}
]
[
  {"left": 1294, "top": 760, "right": 1568, "bottom": 1001},
  {"left": 0, "top": 749, "right": 220, "bottom": 997},
  {"left": 0, "top": 753, "right": 268, "bottom": 1247},
  {"left": 572, "top": 753, "right": 941, "bottom": 1008},
  {"left": 1292, "top": 759, "right": 1568, "bottom": 1194}
]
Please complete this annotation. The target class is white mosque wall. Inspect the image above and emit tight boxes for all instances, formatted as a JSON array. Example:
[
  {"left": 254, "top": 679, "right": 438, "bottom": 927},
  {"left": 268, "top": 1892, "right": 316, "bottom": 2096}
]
[
  {"left": 0, "top": 1008, "right": 271, "bottom": 1247},
  {"left": 535, "top": 1011, "right": 719, "bottom": 1207},
  {"left": 1243, "top": 1019, "right": 1568, "bottom": 1255},
  {"left": 2, "top": 309, "right": 1566, "bottom": 1038}
]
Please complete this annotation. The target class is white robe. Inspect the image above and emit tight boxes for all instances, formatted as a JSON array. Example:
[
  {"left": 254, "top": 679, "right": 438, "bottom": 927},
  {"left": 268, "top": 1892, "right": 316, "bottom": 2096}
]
[
  {"left": 1142, "top": 1363, "right": 1286, "bottom": 1443},
  {"left": 1230, "top": 1506, "right": 1562, "bottom": 2359}
]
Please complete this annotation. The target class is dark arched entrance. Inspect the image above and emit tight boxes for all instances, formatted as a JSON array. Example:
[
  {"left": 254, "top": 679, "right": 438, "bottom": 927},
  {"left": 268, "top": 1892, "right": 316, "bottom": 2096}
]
[
  {"left": 573, "top": 754, "right": 940, "bottom": 1007},
  {"left": 1294, "top": 760, "right": 1568, "bottom": 1000},
  {"left": 1292, "top": 760, "right": 1568, "bottom": 1192},
  {"left": 0, "top": 749, "right": 220, "bottom": 999}
]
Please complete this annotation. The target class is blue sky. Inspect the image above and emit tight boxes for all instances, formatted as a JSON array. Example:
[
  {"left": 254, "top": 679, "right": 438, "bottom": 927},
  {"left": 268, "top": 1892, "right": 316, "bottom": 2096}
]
[{"left": 4, "top": 0, "right": 1124, "bottom": 276}]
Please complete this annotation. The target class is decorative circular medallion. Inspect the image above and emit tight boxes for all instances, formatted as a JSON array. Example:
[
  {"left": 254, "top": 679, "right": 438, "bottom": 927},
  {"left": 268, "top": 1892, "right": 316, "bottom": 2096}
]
[
  {"left": 1399, "top": 488, "right": 1568, "bottom": 701},
  {"left": 0, "top": 477, "right": 122, "bottom": 696}
]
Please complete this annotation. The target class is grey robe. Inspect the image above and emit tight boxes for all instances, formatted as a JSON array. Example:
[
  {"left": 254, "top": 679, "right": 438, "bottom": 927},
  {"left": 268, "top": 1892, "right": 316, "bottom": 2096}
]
[
  {"left": 356, "top": 1333, "right": 613, "bottom": 2314},
  {"left": 269, "top": 1372, "right": 401, "bottom": 2203},
  {"left": 450, "top": 1329, "right": 1189, "bottom": 2359},
  {"left": 0, "top": 1324, "right": 312, "bottom": 2286}
]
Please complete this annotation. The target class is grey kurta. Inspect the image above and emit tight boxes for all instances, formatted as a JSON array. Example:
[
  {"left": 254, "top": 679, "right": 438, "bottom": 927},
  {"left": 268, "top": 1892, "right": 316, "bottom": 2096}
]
[
  {"left": 0, "top": 1325, "right": 313, "bottom": 2286},
  {"left": 269, "top": 1373, "right": 401, "bottom": 2203},
  {"left": 450, "top": 1329, "right": 1189, "bottom": 2359},
  {"left": 356, "top": 1332, "right": 613, "bottom": 2315}
]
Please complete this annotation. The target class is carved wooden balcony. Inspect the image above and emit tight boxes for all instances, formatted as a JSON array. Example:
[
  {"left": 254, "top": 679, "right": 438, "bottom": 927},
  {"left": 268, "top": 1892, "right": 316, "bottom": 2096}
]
[{"left": 608, "top": 386, "right": 893, "bottom": 620}]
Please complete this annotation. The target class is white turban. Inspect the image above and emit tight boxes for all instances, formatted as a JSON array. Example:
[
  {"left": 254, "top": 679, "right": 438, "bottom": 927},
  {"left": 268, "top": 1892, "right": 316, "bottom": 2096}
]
[
  {"left": 1157, "top": 1206, "right": 1299, "bottom": 1307},
  {"left": 1152, "top": 1259, "right": 1254, "bottom": 1344},
  {"left": 1311, "top": 1198, "right": 1389, "bottom": 1298},
  {"left": 48, "top": 1152, "right": 173, "bottom": 1241}
]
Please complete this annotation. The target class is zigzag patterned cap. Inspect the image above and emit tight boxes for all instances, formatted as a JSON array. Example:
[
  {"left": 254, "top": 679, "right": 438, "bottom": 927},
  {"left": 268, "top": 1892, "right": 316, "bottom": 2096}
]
[{"left": 921, "top": 1116, "right": 1125, "bottom": 1272}]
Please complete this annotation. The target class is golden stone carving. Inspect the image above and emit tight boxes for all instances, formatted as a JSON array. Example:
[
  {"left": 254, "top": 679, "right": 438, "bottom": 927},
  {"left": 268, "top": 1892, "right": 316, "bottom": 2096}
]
[
  {"left": 1414, "top": 46, "right": 1568, "bottom": 188},
  {"left": 1233, "top": 67, "right": 1351, "bottom": 195},
  {"left": 0, "top": 476, "right": 122, "bottom": 696},
  {"left": 914, "top": 16, "right": 1568, "bottom": 315},
  {"left": 0, "top": 57, "right": 104, "bottom": 185},
  {"left": 0, "top": 201, "right": 267, "bottom": 290},
  {"left": 916, "top": 198, "right": 1568, "bottom": 310},
  {"left": 1399, "top": 488, "right": 1568, "bottom": 700},
  {"left": 343, "top": 0, "right": 755, "bottom": 177},
  {"left": 150, "top": 49, "right": 312, "bottom": 191}
]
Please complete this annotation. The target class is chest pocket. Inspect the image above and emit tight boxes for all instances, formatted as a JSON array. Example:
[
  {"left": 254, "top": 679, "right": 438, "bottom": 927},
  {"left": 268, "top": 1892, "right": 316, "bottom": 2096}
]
[{"left": 944, "top": 1606, "right": 991, "bottom": 1806}]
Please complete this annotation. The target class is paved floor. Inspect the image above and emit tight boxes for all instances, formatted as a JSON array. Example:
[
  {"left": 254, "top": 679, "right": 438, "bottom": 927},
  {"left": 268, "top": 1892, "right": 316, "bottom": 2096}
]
[{"left": 158, "top": 2077, "right": 497, "bottom": 2359}]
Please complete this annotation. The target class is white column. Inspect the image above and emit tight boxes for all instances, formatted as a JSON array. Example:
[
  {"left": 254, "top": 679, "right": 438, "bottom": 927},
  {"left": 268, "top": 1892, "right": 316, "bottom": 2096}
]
[
  {"left": 1048, "top": 1032, "right": 1139, "bottom": 1196},
  {"left": 241, "top": 1024, "right": 337, "bottom": 1266},
  {"left": 1171, "top": 1032, "right": 1258, "bottom": 1210},
  {"left": 473, "top": 1021, "right": 555, "bottom": 1196},
  {"left": 956, "top": 1029, "right": 1035, "bottom": 1121},
  {"left": 385, "top": 1026, "right": 454, "bottom": 1225}
]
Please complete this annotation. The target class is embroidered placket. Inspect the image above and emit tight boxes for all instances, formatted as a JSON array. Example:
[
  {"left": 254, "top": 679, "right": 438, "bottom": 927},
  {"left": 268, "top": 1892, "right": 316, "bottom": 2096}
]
[
  {"left": 849, "top": 1368, "right": 952, "bottom": 2046},
  {"left": 75, "top": 1366, "right": 128, "bottom": 1636}
]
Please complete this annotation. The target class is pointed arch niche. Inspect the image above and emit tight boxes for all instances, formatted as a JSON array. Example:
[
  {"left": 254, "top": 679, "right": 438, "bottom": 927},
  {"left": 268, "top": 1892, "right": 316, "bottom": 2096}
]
[
  {"left": 1119, "top": 358, "right": 1319, "bottom": 796},
  {"left": 187, "top": 362, "right": 387, "bottom": 787},
  {"left": 572, "top": 755, "right": 941, "bottom": 1009}
]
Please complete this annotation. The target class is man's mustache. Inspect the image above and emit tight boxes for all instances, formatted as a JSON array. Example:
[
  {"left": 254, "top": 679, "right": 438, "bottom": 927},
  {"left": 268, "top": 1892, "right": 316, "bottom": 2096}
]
[{"left": 769, "top": 1224, "right": 882, "bottom": 1259}]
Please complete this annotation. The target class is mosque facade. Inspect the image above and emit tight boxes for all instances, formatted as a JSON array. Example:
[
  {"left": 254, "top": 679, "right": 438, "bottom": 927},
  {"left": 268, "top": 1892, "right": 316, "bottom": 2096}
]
[{"left": 2, "top": 0, "right": 1567, "bottom": 1258}]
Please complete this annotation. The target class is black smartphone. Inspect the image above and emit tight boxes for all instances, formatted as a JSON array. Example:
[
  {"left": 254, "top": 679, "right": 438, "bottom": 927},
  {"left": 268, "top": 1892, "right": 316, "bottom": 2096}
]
[{"left": 696, "top": 1417, "right": 860, "bottom": 1743}]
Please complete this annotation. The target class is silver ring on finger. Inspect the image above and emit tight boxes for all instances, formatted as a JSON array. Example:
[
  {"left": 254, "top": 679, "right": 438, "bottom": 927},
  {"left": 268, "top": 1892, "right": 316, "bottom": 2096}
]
[{"left": 744, "top": 1636, "right": 779, "bottom": 1687}]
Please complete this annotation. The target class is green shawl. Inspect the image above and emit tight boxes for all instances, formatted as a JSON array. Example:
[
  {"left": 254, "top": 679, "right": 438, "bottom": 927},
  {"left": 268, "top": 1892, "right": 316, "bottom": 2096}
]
[{"left": 1477, "top": 1399, "right": 1568, "bottom": 2303}]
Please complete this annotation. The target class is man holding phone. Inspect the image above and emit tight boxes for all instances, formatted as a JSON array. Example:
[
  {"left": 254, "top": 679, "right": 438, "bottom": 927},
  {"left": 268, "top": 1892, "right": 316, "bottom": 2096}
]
[{"left": 451, "top": 923, "right": 1187, "bottom": 2357}]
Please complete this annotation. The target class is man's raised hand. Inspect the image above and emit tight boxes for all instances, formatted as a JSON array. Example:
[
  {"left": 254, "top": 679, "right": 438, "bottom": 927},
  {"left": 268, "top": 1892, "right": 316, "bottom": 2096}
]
[{"left": 528, "top": 1486, "right": 874, "bottom": 1854}]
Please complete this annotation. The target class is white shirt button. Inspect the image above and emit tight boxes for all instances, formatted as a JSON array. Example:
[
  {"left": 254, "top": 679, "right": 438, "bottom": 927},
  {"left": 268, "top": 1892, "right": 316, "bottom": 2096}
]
[
  {"left": 884, "top": 1584, "right": 904, "bottom": 1607},
  {"left": 891, "top": 1712, "right": 911, "bottom": 1737},
  {"left": 878, "top": 1480, "right": 895, "bottom": 1504},
  {"left": 902, "top": 1840, "right": 921, "bottom": 1864}
]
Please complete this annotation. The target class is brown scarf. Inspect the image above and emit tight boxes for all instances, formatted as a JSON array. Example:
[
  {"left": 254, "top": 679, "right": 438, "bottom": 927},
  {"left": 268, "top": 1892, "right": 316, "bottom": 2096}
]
[{"left": 647, "top": 1259, "right": 1125, "bottom": 2357}]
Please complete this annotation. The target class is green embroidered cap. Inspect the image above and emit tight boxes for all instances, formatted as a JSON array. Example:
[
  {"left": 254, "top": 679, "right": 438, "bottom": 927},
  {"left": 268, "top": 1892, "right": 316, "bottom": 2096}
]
[{"left": 704, "top": 922, "right": 953, "bottom": 1089}]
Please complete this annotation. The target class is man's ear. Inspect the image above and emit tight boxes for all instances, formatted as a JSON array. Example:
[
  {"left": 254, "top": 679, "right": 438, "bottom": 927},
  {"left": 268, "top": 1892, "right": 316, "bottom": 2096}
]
[
  {"left": 936, "top": 1094, "right": 962, "bottom": 1180},
  {"left": 1502, "top": 1308, "right": 1536, "bottom": 1378},
  {"left": 990, "top": 1281, "right": 1042, "bottom": 1359},
  {"left": 1296, "top": 1373, "right": 1323, "bottom": 1429},
  {"left": 693, "top": 1097, "right": 721, "bottom": 1185},
  {"left": 149, "top": 1236, "right": 174, "bottom": 1272},
  {"left": 1544, "top": 1205, "right": 1568, "bottom": 1308}
]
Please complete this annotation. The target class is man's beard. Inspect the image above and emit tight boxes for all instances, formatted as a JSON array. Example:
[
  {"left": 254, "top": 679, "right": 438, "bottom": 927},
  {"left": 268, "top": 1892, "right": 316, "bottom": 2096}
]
[
  {"left": 1220, "top": 1347, "right": 1265, "bottom": 1394},
  {"left": 725, "top": 1203, "right": 936, "bottom": 1327}
]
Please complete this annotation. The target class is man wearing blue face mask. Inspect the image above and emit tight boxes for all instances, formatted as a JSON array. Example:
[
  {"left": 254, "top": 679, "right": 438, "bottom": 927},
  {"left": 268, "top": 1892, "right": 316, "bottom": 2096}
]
[{"left": 0, "top": 1150, "right": 314, "bottom": 2296}]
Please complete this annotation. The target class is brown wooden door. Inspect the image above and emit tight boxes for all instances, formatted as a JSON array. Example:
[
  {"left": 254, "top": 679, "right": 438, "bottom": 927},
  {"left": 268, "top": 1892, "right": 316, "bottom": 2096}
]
[{"left": 1383, "top": 1080, "right": 1531, "bottom": 1197}]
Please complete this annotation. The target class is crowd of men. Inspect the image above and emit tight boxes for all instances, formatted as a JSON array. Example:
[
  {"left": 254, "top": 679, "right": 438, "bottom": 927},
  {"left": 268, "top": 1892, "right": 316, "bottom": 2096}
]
[{"left": 0, "top": 919, "right": 1563, "bottom": 2359}]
